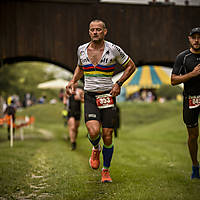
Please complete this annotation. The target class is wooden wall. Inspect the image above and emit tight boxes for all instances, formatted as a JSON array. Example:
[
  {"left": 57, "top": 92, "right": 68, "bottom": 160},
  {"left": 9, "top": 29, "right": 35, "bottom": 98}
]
[{"left": 0, "top": 0, "right": 199, "bottom": 72}]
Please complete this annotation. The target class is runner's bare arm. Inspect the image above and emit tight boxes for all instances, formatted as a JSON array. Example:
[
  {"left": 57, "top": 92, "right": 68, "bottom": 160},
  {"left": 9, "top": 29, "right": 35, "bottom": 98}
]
[
  {"left": 110, "top": 59, "right": 136, "bottom": 97},
  {"left": 171, "top": 64, "right": 200, "bottom": 85},
  {"left": 63, "top": 94, "right": 69, "bottom": 105},
  {"left": 66, "top": 65, "right": 84, "bottom": 96},
  {"left": 74, "top": 88, "right": 84, "bottom": 102},
  {"left": 80, "top": 89, "right": 84, "bottom": 103}
]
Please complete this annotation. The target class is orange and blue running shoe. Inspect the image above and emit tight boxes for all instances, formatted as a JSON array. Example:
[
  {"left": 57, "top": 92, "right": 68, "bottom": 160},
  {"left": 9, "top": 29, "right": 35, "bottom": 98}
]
[
  {"left": 101, "top": 169, "right": 112, "bottom": 183},
  {"left": 89, "top": 145, "right": 101, "bottom": 170}
]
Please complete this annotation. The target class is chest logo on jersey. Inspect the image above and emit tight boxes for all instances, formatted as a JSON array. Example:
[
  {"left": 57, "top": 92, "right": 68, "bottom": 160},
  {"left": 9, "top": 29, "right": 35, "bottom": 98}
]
[
  {"left": 100, "top": 51, "right": 110, "bottom": 63},
  {"left": 100, "top": 58, "right": 108, "bottom": 63},
  {"left": 80, "top": 57, "right": 90, "bottom": 63},
  {"left": 80, "top": 51, "right": 85, "bottom": 56}
]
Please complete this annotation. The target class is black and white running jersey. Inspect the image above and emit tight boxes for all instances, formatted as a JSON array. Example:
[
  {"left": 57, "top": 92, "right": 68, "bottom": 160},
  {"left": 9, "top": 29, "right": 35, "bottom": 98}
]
[{"left": 77, "top": 40, "right": 130, "bottom": 92}]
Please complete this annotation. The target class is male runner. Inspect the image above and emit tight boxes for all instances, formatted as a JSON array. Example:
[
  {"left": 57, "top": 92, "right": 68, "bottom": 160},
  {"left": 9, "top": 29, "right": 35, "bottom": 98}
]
[
  {"left": 66, "top": 19, "right": 136, "bottom": 182},
  {"left": 63, "top": 83, "right": 84, "bottom": 150},
  {"left": 171, "top": 27, "right": 200, "bottom": 179}
]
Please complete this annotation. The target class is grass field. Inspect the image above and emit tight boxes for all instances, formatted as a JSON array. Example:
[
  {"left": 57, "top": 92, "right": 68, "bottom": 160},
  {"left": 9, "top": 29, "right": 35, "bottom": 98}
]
[{"left": 0, "top": 101, "right": 200, "bottom": 200}]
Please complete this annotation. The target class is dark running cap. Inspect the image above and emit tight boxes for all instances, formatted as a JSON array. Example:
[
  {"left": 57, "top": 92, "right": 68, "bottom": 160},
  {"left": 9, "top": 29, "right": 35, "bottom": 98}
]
[{"left": 189, "top": 27, "right": 200, "bottom": 36}]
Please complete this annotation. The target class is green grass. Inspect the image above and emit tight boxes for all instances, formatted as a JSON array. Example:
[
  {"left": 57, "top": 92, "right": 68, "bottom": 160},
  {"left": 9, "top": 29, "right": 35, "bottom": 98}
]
[{"left": 0, "top": 101, "right": 200, "bottom": 200}]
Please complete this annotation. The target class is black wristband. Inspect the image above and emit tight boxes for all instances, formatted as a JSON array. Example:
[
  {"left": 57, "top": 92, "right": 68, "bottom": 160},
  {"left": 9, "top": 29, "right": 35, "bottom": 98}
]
[{"left": 116, "top": 81, "right": 123, "bottom": 87}]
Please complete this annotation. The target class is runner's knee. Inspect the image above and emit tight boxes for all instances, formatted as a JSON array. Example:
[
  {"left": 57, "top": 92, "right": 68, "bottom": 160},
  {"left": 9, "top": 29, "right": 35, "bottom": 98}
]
[
  {"left": 187, "top": 125, "right": 199, "bottom": 140},
  {"left": 186, "top": 122, "right": 198, "bottom": 129},
  {"left": 102, "top": 129, "right": 113, "bottom": 145},
  {"left": 87, "top": 126, "right": 100, "bottom": 138},
  {"left": 70, "top": 127, "right": 76, "bottom": 133}
]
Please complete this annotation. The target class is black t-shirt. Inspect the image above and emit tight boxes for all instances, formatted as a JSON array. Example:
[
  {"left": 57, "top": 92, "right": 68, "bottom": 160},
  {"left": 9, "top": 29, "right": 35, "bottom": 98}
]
[
  {"left": 68, "top": 94, "right": 81, "bottom": 114},
  {"left": 172, "top": 49, "right": 200, "bottom": 96},
  {"left": 4, "top": 105, "right": 16, "bottom": 120}
]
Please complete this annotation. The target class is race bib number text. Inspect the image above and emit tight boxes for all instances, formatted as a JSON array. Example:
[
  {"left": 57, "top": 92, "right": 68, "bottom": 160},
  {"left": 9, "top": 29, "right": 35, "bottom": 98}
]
[
  {"left": 96, "top": 94, "right": 114, "bottom": 109},
  {"left": 189, "top": 95, "right": 200, "bottom": 109}
]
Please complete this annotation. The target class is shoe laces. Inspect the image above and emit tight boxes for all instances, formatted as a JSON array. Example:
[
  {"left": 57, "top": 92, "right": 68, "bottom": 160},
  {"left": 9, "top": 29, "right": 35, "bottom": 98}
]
[
  {"left": 102, "top": 169, "right": 110, "bottom": 178},
  {"left": 92, "top": 149, "right": 99, "bottom": 160}
]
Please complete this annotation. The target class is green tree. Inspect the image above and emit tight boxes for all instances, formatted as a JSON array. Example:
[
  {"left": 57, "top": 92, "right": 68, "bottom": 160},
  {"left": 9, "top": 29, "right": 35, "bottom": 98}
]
[
  {"left": 156, "top": 84, "right": 183, "bottom": 100},
  {"left": 0, "top": 62, "right": 55, "bottom": 100}
]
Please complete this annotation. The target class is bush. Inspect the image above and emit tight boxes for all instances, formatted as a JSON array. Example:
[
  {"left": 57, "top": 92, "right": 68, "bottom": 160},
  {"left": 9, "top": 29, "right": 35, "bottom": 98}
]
[{"left": 156, "top": 84, "right": 183, "bottom": 100}]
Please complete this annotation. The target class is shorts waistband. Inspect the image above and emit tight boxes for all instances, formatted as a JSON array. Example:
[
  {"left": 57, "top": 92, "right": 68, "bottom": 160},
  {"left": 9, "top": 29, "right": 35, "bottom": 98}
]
[{"left": 84, "top": 90, "right": 111, "bottom": 96}]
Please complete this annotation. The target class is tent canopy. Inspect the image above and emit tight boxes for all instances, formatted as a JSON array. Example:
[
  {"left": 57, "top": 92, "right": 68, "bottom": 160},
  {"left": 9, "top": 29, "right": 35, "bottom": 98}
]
[
  {"left": 124, "top": 65, "right": 171, "bottom": 87},
  {"left": 37, "top": 79, "right": 69, "bottom": 89},
  {"left": 113, "top": 65, "right": 173, "bottom": 96}
]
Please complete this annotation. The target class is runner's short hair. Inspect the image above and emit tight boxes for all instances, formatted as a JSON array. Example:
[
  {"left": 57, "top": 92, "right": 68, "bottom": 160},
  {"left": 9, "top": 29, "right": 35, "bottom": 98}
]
[{"left": 89, "top": 19, "right": 106, "bottom": 29}]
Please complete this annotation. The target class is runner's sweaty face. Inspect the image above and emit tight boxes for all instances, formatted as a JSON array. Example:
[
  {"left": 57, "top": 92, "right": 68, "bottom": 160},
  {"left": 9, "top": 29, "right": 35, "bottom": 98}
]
[
  {"left": 189, "top": 33, "right": 200, "bottom": 52},
  {"left": 89, "top": 21, "right": 107, "bottom": 43}
]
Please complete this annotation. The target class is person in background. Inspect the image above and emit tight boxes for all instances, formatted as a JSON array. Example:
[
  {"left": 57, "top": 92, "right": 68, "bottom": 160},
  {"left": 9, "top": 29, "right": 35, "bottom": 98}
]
[
  {"left": 38, "top": 96, "right": 46, "bottom": 104},
  {"left": 0, "top": 96, "right": 5, "bottom": 118},
  {"left": 171, "top": 27, "right": 200, "bottom": 179},
  {"left": 64, "top": 83, "right": 84, "bottom": 150},
  {"left": 113, "top": 104, "right": 120, "bottom": 138},
  {"left": 66, "top": 19, "right": 136, "bottom": 182},
  {"left": 4, "top": 100, "right": 16, "bottom": 140},
  {"left": 62, "top": 107, "right": 68, "bottom": 127},
  {"left": 59, "top": 89, "right": 65, "bottom": 102}
]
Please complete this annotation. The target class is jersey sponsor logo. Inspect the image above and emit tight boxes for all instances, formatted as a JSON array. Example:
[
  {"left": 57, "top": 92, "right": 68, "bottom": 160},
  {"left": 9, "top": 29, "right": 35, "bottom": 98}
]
[
  {"left": 80, "top": 51, "right": 85, "bottom": 56},
  {"left": 88, "top": 114, "right": 96, "bottom": 118},
  {"left": 80, "top": 57, "right": 90, "bottom": 64},
  {"left": 100, "top": 51, "right": 110, "bottom": 63},
  {"left": 114, "top": 45, "right": 125, "bottom": 59},
  {"left": 100, "top": 58, "right": 108, "bottom": 63}
]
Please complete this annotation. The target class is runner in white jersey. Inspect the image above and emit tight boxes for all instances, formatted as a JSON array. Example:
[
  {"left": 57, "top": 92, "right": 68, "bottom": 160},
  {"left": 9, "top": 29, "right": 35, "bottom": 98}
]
[
  {"left": 66, "top": 19, "right": 136, "bottom": 183},
  {"left": 78, "top": 40, "right": 130, "bottom": 92}
]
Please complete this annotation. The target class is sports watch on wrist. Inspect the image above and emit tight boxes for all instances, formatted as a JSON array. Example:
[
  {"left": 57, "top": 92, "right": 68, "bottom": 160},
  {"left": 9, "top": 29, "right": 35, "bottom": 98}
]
[{"left": 116, "top": 80, "right": 123, "bottom": 87}]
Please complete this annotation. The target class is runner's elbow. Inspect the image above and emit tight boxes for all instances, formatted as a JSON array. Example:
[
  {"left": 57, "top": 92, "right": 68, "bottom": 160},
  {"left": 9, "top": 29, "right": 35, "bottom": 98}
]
[
  {"left": 171, "top": 79, "right": 178, "bottom": 86},
  {"left": 171, "top": 75, "right": 179, "bottom": 86},
  {"left": 171, "top": 80, "right": 175, "bottom": 85}
]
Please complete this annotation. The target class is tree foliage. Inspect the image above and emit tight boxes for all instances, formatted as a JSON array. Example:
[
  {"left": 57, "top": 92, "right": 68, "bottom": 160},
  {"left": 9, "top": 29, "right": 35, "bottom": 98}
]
[
  {"left": 0, "top": 62, "right": 60, "bottom": 100},
  {"left": 156, "top": 84, "right": 183, "bottom": 100}
]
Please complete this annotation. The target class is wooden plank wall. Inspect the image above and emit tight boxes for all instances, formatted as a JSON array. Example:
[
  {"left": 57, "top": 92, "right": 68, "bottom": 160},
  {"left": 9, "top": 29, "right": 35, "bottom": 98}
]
[{"left": 0, "top": 0, "right": 199, "bottom": 72}]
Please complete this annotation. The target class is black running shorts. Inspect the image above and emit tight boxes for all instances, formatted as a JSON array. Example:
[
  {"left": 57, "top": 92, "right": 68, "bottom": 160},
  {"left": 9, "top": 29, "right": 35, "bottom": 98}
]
[
  {"left": 183, "top": 96, "right": 200, "bottom": 128},
  {"left": 67, "top": 111, "right": 81, "bottom": 121},
  {"left": 84, "top": 91, "right": 116, "bottom": 128}
]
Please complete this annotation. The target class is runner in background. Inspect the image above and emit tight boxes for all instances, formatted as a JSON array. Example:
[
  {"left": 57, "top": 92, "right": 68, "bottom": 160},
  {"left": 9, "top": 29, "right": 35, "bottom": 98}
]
[
  {"left": 4, "top": 100, "right": 16, "bottom": 140},
  {"left": 63, "top": 83, "right": 84, "bottom": 150},
  {"left": 113, "top": 104, "right": 120, "bottom": 138},
  {"left": 171, "top": 27, "right": 200, "bottom": 179}
]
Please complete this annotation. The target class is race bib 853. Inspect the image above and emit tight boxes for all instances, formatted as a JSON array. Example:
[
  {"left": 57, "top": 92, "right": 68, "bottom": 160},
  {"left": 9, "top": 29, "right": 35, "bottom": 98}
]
[{"left": 96, "top": 94, "right": 114, "bottom": 109}]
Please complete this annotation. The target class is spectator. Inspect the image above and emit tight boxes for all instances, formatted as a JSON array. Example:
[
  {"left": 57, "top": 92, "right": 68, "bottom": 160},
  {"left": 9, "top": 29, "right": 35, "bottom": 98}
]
[
  {"left": 113, "top": 105, "right": 120, "bottom": 138},
  {"left": 59, "top": 89, "right": 65, "bottom": 101},
  {"left": 4, "top": 100, "right": 16, "bottom": 140}
]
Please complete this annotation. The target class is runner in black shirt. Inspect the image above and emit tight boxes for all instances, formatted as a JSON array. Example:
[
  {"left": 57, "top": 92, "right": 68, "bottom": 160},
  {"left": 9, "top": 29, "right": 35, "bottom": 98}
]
[
  {"left": 4, "top": 100, "right": 16, "bottom": 140},
  {"left": 171, "top": 27, "right": 200, "bottom": 179},
  {"left": 63, "top": 83, "right": 84, "bottom": 150}
]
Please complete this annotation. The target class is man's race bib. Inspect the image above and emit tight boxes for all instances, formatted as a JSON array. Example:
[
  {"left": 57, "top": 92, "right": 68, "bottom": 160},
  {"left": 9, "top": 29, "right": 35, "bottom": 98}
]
[
  {"left": 189, "top": 95, "right": 200, "bottom": 109},
  {"left": 96, "top": 94, "right": 114, "bottom": 109}
]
